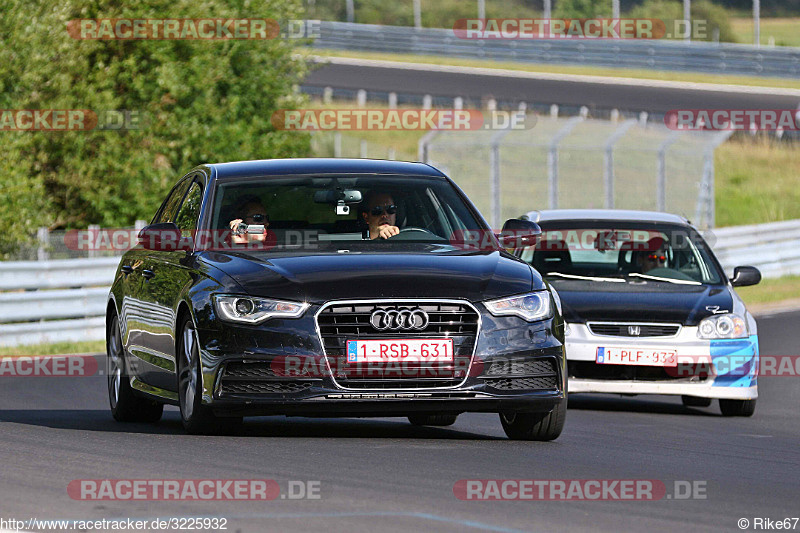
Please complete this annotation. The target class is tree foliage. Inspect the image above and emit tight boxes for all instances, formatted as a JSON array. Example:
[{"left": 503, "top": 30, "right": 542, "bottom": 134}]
[{"left": 0, "top": 0, "right": 311, "bottom": 257}]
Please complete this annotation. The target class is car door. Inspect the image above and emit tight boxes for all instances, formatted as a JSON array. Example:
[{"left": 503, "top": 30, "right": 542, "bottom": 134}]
[
  {"left": 126, "top": 176, "right": 194, "bottom": 391},
  {"left": 136, "top": 176, "right": 204, "bottom": 392}
]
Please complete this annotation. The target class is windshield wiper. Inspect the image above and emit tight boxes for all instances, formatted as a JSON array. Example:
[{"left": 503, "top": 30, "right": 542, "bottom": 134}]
[
  {"left": 627, "top": 273, "right": 701, "bottom": 285},
  {"left": 545, "top": 272, "right": 625, "bottom": 283}
]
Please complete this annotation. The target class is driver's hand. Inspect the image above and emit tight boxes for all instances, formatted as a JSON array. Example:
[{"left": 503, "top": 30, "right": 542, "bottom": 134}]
[{"left": 379, "top": 225, "right": 400, "bottom": 239}]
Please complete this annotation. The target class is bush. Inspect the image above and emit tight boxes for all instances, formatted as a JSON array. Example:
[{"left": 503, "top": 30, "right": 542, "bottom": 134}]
[
  {"left": 0, "top": 0, "right": 311, "bottom": 257},
  {"left": 627, "top": 0, "right": 738, "bottom": 42}
]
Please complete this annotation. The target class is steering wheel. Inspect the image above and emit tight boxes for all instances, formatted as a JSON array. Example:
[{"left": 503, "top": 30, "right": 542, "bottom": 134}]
[{"left": 388, "top": 227, "right": 439, "bottom": 240}]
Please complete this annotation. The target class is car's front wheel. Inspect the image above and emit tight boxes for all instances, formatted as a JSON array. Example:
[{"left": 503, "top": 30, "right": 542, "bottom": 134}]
[
  {"left": 107, "top": 314, "right": 163, "bottom": 423},
  {"left": 178, "top": 316, "right": 241, "bottom": 435},
  {"left": 719, "top": 398, "right": 756, "bottom": 417},
  {"left": 500, "top": 401, "right": 566, "bottom": 441}
]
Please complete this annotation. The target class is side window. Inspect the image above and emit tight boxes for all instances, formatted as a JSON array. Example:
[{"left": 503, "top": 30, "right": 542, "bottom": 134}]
[
  {"left": 152, "top": 178, "right": 192, "bottom": 224},
  {"left": 174, "top": 181, "right": 203, "bottom": 231}
]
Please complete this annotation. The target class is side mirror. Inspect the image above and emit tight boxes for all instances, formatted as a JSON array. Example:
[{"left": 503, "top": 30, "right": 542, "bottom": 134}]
[
  {"left": 497, "top": 219, "right": 541, "bottom": 249},
  {"left": 730, "top": 266, "right": 761, "bottom": 287},
  {"left": 138, "top": 222, "right": 188, "bottom": 252}
]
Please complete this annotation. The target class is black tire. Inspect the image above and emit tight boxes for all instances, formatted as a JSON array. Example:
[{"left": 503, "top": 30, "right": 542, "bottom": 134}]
[
  {"left": 408, "top": 413, "right": 458, "bottom": 426},
  {"left": 500, "top": 401, "right": 566, "bottom": 441},
  {"left": 719, "top": 398, "right": 756, "bottom": 417},
  {"left": 107, "top": 314, "right": 163, "bottom": 423},
  {"left": 177, "top": 316, "right": 242, "bottom": 435},
  {"left": 681, "top": 395, "right": 712, "bottom": 408}
]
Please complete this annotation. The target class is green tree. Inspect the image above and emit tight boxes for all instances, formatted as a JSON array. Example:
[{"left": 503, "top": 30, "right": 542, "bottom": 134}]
[
  {"left": 627, "top": 0, "right": 738, "bottom": 42},
  {"left": 554, "top": 0, "right": 612, "bottom": 18},
  {"left": 0, "top": 0, "right": 311, "bottom": 257}
]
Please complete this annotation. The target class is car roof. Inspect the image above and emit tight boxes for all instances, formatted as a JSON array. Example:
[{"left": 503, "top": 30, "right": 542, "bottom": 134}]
[
  {"left": 525, "top": 209, "right": 691, "bottom": 225},
  {"left": 203, "top": 158, "right": 447, "bottom": 180}
]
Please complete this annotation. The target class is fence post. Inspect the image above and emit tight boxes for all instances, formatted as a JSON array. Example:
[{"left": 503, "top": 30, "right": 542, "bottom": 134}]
[
  {"left": 418, "top": 130, "right": 440, "bottom": 163},
  {"left": 696, "top": 130, "right": 734, "bottom": 228},
  {"left": 334, "top": 132, "right": 342, "bottom": 157},
  {"left": 603, "top": 119, "right": 637, "bottom": 209},
  {"left": 356, "top": 89, "right": 367, "bottom": 108},
  {"left": 547, "top": 117, "right": 584, "bottom": 209},
  {"left": 388, "top": 92, "right": 397, "bottom": 109},
  {"left": 489, "top": 125, "right": 515, "bottom": 228},
  {"left": 360, "top": 139, "right": 368, "bottom": 158},
  {"left": 88, "top": 224, "right": 100, "bottom": 258},
  {"left": 323, "top": 86, "right": 333, "bottom": 105},
  {"left": 656, "top": 131, "right": 683, "bottom": 212},
  {"left": 37, "top": 227, "right": 49, "bottom": 261}
]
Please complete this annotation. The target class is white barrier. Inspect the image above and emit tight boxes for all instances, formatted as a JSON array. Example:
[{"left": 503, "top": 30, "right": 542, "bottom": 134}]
[{"left": 0, "top": 219, "right": 798, "bottom": 347}]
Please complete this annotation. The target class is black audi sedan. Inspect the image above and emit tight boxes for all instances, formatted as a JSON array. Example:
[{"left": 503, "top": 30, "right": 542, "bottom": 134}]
[{"left": 106, "top": 159, "right": 566, "bottom": 439}]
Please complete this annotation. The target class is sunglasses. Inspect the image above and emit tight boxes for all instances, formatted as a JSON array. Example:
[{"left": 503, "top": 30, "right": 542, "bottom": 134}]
[
  {"left": 370, "top": 204, "right": 397, "bottom": 216},
  {"left": 245, "top": 213, "right": 267, "bottom": 223},
  {"left": 647, "top": 254, "right": 667, "bottom": 262}
]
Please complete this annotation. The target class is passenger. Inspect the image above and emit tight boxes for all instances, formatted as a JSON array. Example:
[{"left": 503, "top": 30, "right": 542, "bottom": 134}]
[
  {"left": 228, "top": 196, "right": 269, "bottom": 245},
  {"left": 362, "top": 191, "right": 400, "bottom": 240}
]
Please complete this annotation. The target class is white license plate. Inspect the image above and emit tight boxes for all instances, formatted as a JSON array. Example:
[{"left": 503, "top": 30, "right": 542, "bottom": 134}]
[
  {"left": 346, "top": 339, "right": 454, "bottom": 363},
  {"left": 596, "top": 347, "right": 677, "bottom": 367}
]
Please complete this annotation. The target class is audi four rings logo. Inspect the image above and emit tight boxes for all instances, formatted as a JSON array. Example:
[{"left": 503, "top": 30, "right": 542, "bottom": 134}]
[{"left": 370, "top": 308, "right": 429, "bottom": 331}]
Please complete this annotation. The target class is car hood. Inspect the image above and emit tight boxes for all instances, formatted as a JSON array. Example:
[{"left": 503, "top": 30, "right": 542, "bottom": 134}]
[
  {"left": 550, "top": 280, "right": 733, "bottom": 326},
  {"left": 201, "top": 250, "right": 539, "bottom": 304}
]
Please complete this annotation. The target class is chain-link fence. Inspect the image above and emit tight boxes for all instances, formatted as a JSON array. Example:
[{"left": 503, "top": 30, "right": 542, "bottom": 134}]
[
  {"left": 9, "top": 222, "right": 147, "bottom": 262},
  {"left": 420, "top": 114, "right": 733, "bottom": 229}
]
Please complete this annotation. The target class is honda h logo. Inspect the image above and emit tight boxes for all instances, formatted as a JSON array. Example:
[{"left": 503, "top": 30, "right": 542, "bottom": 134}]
[
  {"left": 370, "top": 308, "right": 429, "bottom": 331},
  {"left": 628, "top": 325, "right": 641, "bottom": 336}
]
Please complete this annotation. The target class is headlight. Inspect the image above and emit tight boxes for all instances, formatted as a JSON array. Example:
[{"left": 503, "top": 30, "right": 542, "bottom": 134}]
[
  {"left": 697, "top": 313, "right": 748, "bottom": 339},
  {"left": 484, "top": 291, "right": 552, "bottom": 322},
  {"left": 213, "top": 295, "right": 309, "bottom": 324}
]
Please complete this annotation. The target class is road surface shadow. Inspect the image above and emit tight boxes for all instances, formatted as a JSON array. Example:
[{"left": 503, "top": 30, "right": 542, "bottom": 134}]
[
  {"left": 567, "top": 394, "right": 718, "bottom": 416},
  {"left": 0, "top": 409, "right": 506, "bottom": 439}
]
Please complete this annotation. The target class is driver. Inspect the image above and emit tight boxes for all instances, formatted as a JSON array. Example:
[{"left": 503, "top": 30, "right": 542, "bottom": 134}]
[
  {"left": 362, "top": 191, "right": 400, "bottom": 240},
  {"left": 636, "top": 237, "right": 668, "bottom": 273}
]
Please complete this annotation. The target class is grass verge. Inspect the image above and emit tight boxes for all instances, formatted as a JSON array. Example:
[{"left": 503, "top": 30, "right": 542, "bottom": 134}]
[
  {"left": 313, "top": 49, "right": 800, "bottom": 90},
  {"left": 730, "top": 17, "right": 800, "bottom": 47},
  {"left": 736, "top": 275, "right": 800, "bottom": 308},
  {"left": 0, "top": 340, "right": 105, "bottom": 356}
]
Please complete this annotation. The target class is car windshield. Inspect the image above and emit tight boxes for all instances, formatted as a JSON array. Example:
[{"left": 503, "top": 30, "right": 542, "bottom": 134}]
[
  {"left": 520, "top": 222, "right": 723, "bottom": 286},
  {"left": 209, "top": 175, "right": 491, "bottom": 252}
]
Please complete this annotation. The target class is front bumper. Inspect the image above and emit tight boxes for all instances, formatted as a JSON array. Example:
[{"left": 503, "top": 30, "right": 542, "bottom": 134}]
[
  {"left": 565, "top": 323, "right": 758, "bottom": 400},
  {"left": 192, "top": 304, "right": 567, "bottom": 417}
]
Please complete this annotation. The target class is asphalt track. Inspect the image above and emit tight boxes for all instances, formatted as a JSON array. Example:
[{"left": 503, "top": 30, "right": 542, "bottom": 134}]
[
  {"left": 0, "top": 310, "right": 797, "bottom": 532},
  {"left": 304, "top": 59, "right": 800, "bottom": 114}
]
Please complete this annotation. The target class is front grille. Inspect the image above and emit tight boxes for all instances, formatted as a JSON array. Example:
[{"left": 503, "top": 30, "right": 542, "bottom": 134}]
[
  {"left": 217, "top": 361, "right": 321, "bottom": 397},
  {"left": 221, "top": 380, "right": 314, "bottom": 394},
  {"left": 484, "top": 376, "right": 558, "bottom": 390},
  {"left": 588, "top": 323, "right": 680, "bottom": 337},
  {"left": 486, "top": 359, "right": 556, "bottom": 376},
  {"left": 481, "top": 357, "right": 560, "bottom": 391},
  {"left": 317, "top": 300, "right": 479, "bottom": 389},
  {"left": 568, "top": 361, "right": 707, "bottom": 382}
]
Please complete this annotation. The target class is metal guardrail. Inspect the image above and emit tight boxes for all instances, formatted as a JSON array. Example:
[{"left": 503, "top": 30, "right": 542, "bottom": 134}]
[
  {"left": 712, "top": 219, "right": 800, "bottom": 279},
  {"left": 0, "top": 220, "right": 798, "bottom": 347},
  {"left": 312, "top": 21, "right": 800, "bottom": 79},
  {"left": 0, "top": 257, "right": 118, "bottom": 347}
]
